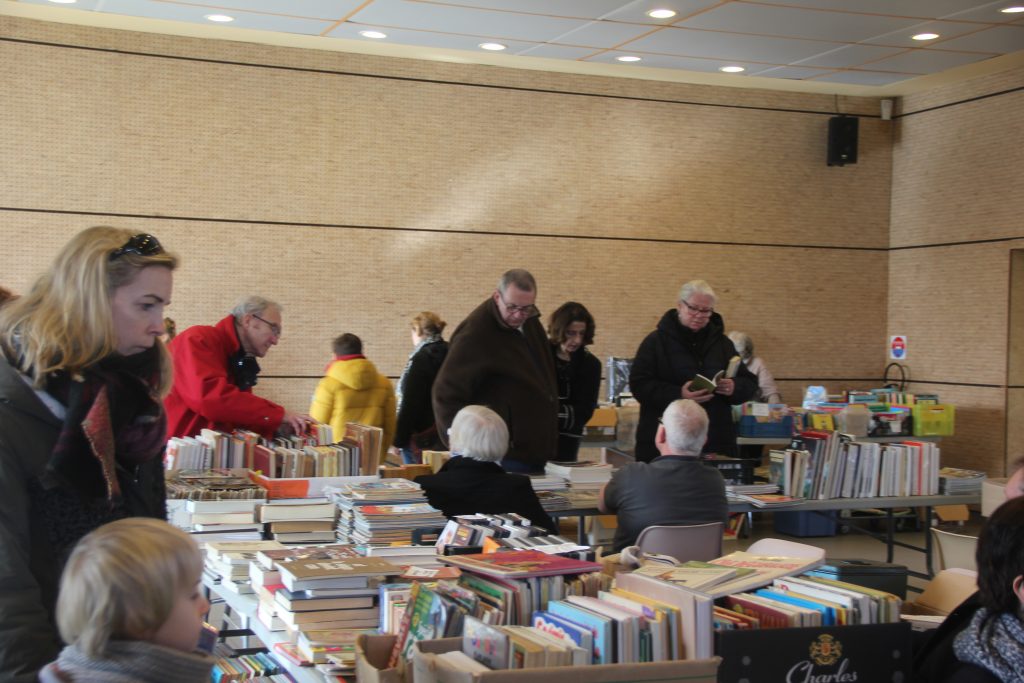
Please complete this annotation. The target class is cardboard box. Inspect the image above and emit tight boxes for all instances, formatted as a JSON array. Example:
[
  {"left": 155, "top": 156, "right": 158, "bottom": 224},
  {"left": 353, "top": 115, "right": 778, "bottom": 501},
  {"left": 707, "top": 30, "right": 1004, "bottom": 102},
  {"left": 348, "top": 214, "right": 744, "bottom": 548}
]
[
  {"left": 902, "top": 568, "right": 978, "bottom": 617},
  {"left": 412, "top": 638, "right": 720, "bottom": 683},
  {"left": 716, "top": 622, "right": 910, "bottom": 683},
  {"left": 584, "top": 407, "right": 617, "bottom": 440},
  {"left": 249, "top": 472, "right": 377, "bottom": 499},
  {"left": 356, "top": 634, "right": 405, "bottom": 683}
]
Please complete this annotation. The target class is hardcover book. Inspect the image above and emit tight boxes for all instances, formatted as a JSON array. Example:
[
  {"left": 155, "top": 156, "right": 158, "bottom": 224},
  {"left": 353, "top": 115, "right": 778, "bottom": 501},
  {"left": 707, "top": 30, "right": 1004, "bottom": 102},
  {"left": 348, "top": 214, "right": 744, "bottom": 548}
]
[{"left": 439, "top": 550, "right": 601, "bottom": 578}]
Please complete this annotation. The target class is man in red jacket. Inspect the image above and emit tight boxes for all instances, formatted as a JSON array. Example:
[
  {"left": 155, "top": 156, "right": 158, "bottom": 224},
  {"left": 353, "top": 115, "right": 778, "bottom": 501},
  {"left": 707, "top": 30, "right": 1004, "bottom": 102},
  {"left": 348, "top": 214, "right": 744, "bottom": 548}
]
[{"left": 164, "top": 296, "right": 308, "bottom": 439}]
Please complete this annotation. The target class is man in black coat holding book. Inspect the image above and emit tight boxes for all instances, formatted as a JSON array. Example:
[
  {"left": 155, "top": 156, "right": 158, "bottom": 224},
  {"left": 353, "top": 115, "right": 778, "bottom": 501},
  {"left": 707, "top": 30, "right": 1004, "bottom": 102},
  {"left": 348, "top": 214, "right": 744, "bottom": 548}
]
[{"left": 630, "top": 280, "right": 757, "bottom": 461}]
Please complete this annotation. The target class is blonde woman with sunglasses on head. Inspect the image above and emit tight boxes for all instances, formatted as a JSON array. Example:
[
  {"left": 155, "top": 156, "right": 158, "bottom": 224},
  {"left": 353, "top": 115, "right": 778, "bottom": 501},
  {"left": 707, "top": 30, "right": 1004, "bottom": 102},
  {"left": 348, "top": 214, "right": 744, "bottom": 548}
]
[{"left": 0, "top": 226, "right": 178, "bottom": 682}]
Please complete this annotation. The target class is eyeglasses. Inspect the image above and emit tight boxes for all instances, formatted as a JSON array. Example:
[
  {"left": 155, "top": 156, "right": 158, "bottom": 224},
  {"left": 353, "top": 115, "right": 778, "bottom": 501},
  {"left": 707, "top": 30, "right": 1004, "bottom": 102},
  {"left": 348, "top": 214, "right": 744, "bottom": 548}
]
[
  {"left": 498, "top": 294, "right": 539, "bottom": 318},
  {"left": 252, "top": 314, "right": 282, "bottom": 337},
  {"left": 109, "top": 233, "right": 163, "bottom": 261},
  {"left": 680, "top": 299, "right": 714, "bottom": 316}
]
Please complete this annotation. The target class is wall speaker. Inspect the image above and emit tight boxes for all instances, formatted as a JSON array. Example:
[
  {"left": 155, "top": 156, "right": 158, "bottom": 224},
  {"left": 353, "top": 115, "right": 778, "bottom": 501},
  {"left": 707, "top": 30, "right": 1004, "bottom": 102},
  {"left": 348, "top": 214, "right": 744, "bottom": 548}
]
[{"left": 827, "top": 116, "right": 858, "bottom": 166}]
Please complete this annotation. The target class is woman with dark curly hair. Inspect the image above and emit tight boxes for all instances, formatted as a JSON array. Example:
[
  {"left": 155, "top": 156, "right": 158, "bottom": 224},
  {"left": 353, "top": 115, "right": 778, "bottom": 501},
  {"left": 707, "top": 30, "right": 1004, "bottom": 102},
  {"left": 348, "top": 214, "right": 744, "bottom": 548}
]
[{"left": 547, "top": 302, "right": 601, "bottom": 462}]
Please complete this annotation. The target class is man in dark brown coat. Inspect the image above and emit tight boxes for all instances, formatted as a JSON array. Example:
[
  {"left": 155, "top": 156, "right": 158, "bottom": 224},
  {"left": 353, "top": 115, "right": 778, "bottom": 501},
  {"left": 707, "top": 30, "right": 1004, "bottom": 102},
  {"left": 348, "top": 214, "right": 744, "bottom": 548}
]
[{"left": 432, "top": 269, "right": 558, "bottom": 474}]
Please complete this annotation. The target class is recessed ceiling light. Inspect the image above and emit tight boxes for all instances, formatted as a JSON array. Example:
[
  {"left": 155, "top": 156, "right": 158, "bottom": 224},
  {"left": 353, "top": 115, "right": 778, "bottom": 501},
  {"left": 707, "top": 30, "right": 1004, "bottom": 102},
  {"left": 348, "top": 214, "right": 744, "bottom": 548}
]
[
  {"left": 912, "top": 32, "right": 939, "bottom": 40},
  {"left": 1000, "top": 5, "right": 1024, "bottom": 12},
  {"left": 647, "top": 9, "right": 677, "bottom": 19},
  {"left": 616, "top": 55, "right": 642, "bottom": 62},
  {"left": 359, "top": 30, "right": 387, "bottom": 39},
  {"left": 479, "top": 42, "right": 507, "bottom": 51},
  {"left": 205, "top": 14, "right": 235, "bottom": 23},
  {"left": 47, "top": 0, "right": 78, "bottom": 4},
  {"left": 719, "top": 65, "right": 745, "bottom": 73}
]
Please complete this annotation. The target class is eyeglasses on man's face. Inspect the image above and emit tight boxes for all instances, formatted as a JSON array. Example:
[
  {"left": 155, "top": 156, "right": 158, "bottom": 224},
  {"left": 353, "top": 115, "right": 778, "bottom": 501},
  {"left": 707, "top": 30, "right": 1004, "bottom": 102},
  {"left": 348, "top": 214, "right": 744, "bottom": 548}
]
[
  {"left": 252, "top": 314, "right": 282, "bottom": 337},
  {"left": 680, "top": 299, "right": 714, "bottom": 316},
  {"left": 110, "top": 233, "right": 163, "bottom": 261},
  {"left": 498, "top": 293, "right": 539, "bottom": 318}
]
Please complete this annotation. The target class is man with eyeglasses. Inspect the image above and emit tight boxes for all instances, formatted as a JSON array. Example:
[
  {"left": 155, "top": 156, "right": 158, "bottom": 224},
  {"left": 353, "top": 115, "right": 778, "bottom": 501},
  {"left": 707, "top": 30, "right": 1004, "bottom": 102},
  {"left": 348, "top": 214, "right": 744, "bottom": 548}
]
[
  {"left": 630, "top": 280, "right": 758, "bottom": 462},
  {"left": 165, "top": 295, "right": 310, "bottom": 439},
  {"left": 432, "top": 269, "right": 558, "bottom": 474}
]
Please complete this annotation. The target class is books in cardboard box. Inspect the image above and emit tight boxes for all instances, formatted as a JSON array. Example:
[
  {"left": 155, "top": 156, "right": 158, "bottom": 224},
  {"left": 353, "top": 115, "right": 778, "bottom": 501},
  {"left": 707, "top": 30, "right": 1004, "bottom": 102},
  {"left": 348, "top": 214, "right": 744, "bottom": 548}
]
[{"left": 706, "top": 551, "right": 825, "bottom": 597}]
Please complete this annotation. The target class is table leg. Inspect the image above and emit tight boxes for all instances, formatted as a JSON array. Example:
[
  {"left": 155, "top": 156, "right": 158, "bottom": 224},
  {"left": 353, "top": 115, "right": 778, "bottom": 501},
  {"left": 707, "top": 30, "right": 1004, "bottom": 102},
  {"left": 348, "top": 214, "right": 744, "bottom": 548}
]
[{"left": 886, "top": 508, "right": 894, "bottom": 563}]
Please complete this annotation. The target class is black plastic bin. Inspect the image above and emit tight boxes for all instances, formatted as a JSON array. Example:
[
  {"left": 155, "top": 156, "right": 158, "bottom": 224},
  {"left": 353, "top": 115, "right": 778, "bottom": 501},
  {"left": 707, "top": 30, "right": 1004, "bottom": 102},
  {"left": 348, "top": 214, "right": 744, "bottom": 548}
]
[{"left": 807, "top": 558, "right": 909, "bottom": 599}]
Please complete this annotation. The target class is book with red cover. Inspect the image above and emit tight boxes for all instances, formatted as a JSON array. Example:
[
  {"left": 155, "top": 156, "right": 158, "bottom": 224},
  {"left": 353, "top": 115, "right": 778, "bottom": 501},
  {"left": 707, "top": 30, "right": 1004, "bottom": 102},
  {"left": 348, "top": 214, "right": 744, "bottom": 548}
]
[{"left": 438, "top": 550, "right": 601, "bottom": 578}]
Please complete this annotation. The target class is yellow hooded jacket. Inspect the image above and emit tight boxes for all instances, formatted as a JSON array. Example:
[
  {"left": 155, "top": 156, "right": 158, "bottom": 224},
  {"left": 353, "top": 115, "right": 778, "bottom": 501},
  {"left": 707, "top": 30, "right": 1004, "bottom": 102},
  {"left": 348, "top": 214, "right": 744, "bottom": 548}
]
[{"left": 309, "top": 356, "right": 396, "bottom": 459}]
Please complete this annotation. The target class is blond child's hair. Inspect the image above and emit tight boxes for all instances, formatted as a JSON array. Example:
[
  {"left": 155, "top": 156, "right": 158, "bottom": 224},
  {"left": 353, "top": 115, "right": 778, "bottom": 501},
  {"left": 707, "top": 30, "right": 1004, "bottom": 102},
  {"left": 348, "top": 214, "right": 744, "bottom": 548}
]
[{"left": 55, "top": 518, "right": 203, "bottom": 658}]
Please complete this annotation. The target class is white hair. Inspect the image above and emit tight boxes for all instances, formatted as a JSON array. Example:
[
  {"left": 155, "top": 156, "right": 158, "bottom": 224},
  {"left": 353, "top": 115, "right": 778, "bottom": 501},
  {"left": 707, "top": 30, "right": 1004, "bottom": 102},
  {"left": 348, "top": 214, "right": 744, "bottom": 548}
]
[
  {"left": 728, "top": 331, "right": 753, "bottom": 360},
  {"left": 450, "top": 405, "right": 509, "bottom": 463},
  {"left": 662, "top": 399, "right": 709, "bottom": 454},
  {"left": 497, "top": 269, "right": 537, "bottom": 295},
  {"left": 678, "top": 280, "right": 716, "bottom": 305},
  {"left": 230, "top": 295, "right": 281, "bottom": 321}
]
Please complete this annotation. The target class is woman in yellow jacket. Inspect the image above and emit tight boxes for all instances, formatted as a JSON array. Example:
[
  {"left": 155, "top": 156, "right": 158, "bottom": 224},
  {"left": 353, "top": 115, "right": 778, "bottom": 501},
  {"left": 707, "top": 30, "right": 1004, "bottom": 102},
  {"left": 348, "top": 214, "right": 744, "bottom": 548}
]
[{"left": 310, "top": 333, "right": 396, "bottom": 461}]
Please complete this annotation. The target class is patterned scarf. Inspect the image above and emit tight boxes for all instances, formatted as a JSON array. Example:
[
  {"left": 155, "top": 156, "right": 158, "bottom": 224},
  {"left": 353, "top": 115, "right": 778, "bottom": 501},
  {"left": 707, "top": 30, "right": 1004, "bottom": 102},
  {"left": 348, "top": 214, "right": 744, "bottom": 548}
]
[
  {"left": 396, "top": 334, "right": 442, "bottom": 410},
  {"left": 954, "top": 607, "right": 1024, "bottom": 682},
  {"left": 43, "top": 345, "right": 167, "bottom": 505}
]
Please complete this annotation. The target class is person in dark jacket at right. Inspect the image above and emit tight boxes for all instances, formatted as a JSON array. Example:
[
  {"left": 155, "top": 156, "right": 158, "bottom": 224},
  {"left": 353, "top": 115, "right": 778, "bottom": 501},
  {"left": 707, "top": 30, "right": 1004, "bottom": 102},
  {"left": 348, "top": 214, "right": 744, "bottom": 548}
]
[
  {"left": 630, "top": 279, "right": 757, "bottom": 462},
  {"left": 393, "top": 311, "right": 448, "bottom": 464}
]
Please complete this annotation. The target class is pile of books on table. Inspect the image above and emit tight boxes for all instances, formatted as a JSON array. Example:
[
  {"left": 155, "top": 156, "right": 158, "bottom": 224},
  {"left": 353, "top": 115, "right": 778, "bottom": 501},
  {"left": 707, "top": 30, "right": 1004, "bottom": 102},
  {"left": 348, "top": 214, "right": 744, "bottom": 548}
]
[
  {"left": 166, "top": 469, "right": 267, "bottom": 538},
  {"left": 202, "top": 540, "right": 284, "bottom": 595},
  {"left": 535, "top": 490, "right": 573, "bottom": 512},
  {"left": 939, "top": 466, "right": 986, "bottom": 495},
  {"left": 725, "top": 484, "right": 803, "bottom": 508},
  {"left": 328, "top": 479, "right": 447, "bottom": 546},
  {"left": 258, "top": 498, "right": 338, "bottom": 544},
  {"left": 544, "top": 461, "right": 614, "bottom": 492},
  {"left": 436, "top": 513, "right": 592, "bottom": 558}
]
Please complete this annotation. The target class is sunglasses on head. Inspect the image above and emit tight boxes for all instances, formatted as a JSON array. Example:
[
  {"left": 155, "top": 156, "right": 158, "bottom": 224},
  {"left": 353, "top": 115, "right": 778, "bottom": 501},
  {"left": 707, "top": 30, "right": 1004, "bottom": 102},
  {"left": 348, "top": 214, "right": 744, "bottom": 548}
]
[{"left": 109, "top": 234, "right": 163, "bottom": 261}]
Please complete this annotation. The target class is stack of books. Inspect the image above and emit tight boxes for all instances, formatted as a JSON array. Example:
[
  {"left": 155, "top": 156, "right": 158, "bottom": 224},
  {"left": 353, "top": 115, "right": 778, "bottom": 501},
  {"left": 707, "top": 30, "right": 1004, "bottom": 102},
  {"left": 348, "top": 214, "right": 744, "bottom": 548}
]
[
  {"left": 187, "top": 498, "right": 263, "bottom": 542},
  {"left": 328, "top": 479, "right": 446, "bottom": 546},
  {"left": 526, "top": 473, "right": 567, "bottom": 492},
  {"left": 211, "top": 652, "right": 283, "bottom": 680},
  {"left": 257, "top": 498, "right": 337, "bottom": 544},
  {"left": 264, "top": 552, "right": 400, "bottom": 638},
  {"left": 725, "top": 485, "right": 803, "bottom": 508},
  {"left": 939, "top": 466, "right": 986, "bottom": 495},
  {"left": 201, "top": 540, "right": 284, "bottom": 594},
  {"left": 544, "top": 461, "right": 614, "bottom": 492},
  {"left": 535, "top": 489, "right": 573, "bottom": 512}
]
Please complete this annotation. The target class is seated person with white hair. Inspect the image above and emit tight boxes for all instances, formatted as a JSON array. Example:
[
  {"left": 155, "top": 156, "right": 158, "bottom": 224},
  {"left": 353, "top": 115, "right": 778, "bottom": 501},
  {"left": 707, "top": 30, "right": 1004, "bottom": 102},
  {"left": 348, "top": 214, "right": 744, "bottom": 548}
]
[
  {"left": 599, "top": 399, "right": 729, "bottom": 552},
  {"left": 414, "top": 405, "right": 556, "bottom": 532}
]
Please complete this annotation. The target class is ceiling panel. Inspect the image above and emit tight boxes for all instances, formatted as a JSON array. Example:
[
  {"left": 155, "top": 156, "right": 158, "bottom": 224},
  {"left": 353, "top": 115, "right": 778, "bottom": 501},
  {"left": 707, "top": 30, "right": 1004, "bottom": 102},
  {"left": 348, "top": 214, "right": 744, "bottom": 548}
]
[
  {"left": 151, "top": 0, "right": 364, "bottom": 18},
  {"left": 676, "top": 3, "right": 923, "bottom": 43},
  {"left": 860, "top": 20, "right": 1002, "bottom": 47},
  {"left": 325, "top": 23, "right": 541, "bottom": 53},
  {"left": 87, "top": 0, "right": 337, "bottom": 35},
  {"left": 792, "top": 44, "right": 908, "bottom": 69},
  {"left": 543, "top": 20, "right": 664, "bottom": 48},
  {"left": 748, "top": 64, "right": 837, "bottom": 79},
  {"left": 412, "top": 0, "right": 632, "bottom": 19},
  {"left": 583, "top": 51, "right": 762, "bottom": 73},
  {"left": 346, "top": 0, "right": 591, "bottom": 42},
  {"left": 814, "top": 70, "right": 915, "bottom": 86},
  {"left": 623, "top": 27, "right": 847, "bottom": 63},
  {"left": 516, "top": 44, "right": 609, "bottom": 59},
  {"left": 864, "top": 48, "right": 994, "bottom": 73},
  {"left": 932, "top": 25, "right": 1024, "bottom": 52},
  {"left": 600, "top": 0, "right": 726, "bottom": 24},
  {"left": 749, "top": 0, "right": 1005, "bottom": 16}
]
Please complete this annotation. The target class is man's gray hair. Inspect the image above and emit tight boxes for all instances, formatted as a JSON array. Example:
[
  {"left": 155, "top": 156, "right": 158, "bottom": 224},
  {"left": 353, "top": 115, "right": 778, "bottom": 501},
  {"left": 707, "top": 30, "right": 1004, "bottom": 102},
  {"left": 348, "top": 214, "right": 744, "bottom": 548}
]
[
  {"left": 728, "top": 331, "right": 753, "bottom": 360},
  {"left": 678, "top": 280, "right": 716, "bottom": 305},
  {"left": 497, "top": 269, "right": 537, "bottom": 295},
  {"left": 450, "top": 405, "right": 509, "bottom": 463},
  {"left": 231, "top": 295, "right": 282, "bottom": 321},
  {"left": 662, "top": 399, "right": 709, "bottom": 455}
]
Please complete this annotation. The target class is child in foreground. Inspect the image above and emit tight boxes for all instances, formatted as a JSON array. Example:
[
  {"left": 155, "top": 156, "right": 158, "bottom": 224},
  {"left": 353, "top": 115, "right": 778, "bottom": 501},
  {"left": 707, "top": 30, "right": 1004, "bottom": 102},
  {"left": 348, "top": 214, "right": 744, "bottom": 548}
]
[{"left": 40, "top": 518, "right": 215, "bottom": 683}]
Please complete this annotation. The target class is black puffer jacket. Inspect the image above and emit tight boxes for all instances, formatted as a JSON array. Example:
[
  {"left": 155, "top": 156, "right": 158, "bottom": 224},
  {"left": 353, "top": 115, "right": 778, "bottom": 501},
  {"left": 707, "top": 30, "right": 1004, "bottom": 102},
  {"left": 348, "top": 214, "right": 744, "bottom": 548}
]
[{"left": 630, "top": 309, "right": 757, "bottom": 461}]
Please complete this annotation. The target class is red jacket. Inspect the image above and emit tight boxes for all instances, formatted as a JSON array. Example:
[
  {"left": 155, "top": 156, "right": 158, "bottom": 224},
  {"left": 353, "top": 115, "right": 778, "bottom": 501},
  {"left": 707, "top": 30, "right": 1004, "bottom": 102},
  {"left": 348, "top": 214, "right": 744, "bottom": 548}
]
[{"left": 164, "top": 315, "right": 284, "bottom": 439}]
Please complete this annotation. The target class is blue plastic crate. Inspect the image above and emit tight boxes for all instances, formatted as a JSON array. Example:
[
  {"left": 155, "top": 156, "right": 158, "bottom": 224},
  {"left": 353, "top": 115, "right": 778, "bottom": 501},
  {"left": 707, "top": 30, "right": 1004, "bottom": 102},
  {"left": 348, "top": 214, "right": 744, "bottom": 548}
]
[{"left": 738, "top": 415, "right": 794, "bottom": 438}]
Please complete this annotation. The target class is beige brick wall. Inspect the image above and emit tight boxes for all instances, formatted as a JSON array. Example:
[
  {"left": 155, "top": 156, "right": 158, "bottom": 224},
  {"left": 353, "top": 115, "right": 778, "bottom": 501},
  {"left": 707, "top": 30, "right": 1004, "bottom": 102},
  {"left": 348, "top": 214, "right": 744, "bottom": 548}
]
[
  {"left": 891, "top": 66, "right": 1024, "bottom": 475},
  {"left": 8, "top": 16, "right": 1015, "bottom": 470}
]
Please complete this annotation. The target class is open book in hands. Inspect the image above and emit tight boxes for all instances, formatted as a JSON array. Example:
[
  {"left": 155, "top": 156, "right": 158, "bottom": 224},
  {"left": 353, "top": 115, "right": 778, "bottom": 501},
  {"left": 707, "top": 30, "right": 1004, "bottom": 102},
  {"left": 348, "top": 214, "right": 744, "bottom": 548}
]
[{"left": 689, "top": 355, "right": 742, "bottom": 393}]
